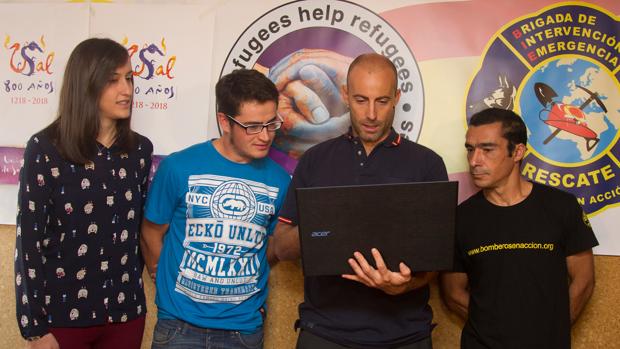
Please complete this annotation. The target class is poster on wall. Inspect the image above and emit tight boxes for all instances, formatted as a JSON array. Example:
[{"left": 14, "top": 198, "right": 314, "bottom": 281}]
[
  {"left": 211, "top": 0, "right": 620, "bottom": 255},
  {"left": 0, "top": 3, "right": 89, "bottom": 181},
  {"left": 90, "top": 3, "right": 216, "bottom": 156},
  {"left": 0, "top": 3, "right": 89, "bottom": 223},
  {"left": 464, "top": 2, "right": 620, "bottom": 254},
  {"left": 0, "top": 0, "right": 618, "bottom": 256},
  {"left": 217, "top": 0, "right": 424, "bottom": 175}
]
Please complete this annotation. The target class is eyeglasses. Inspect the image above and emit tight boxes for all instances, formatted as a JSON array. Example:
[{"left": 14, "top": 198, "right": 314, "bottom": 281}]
[{"left": 224, "top": 114, "right": 283, "bottom": 135}]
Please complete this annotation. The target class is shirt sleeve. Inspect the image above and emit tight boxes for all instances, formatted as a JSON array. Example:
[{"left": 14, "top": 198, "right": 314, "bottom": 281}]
[
  {"left": 143, "top": 154, "right": 179, "bottom": 225},
  {"left": 14, "top": 136, "right": 53, "bottom": 338},
  {"left": 451, "top": 209, "right": 468, "bottom": 273},
  {"left": 266, "top": 171, "right": 291, "bottom": 235},
  {"left": 564, "top": 195, "right": 599, "bottom": 256},
  {"left": 138, "top": 137, "right": 154, "bottom": 208},
  {"left": 424, "top": 151, "right": 449, "bottom": 182}
]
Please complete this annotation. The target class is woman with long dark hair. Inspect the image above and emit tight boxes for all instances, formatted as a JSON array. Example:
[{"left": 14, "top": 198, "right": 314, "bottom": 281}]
[{"left": 14, "top": 38, "right": 152, "bottom": 349}]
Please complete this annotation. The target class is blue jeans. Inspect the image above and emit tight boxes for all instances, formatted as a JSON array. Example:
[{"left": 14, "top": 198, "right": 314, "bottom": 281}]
[{"left": 151, "top": 318, "right": 264, "bottom": 349}]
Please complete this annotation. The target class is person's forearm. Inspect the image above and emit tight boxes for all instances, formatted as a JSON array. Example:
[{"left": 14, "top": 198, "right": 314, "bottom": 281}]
[
  {"left": 141, "top": 235, "right": 162, "bottom": 276},
  {"left": 440, "top": 272, "right": 470, "bottom": 319},
  {"left": 24, "top": 332, "right": 59, "bottom": 349},
  {"left": 445, "top": 289, "right": 469, "bottom": 319},
  {"left": 140, "top": 220, "right": 166, "bottom": 278},
  {"left": 267, "top": 239, "right": 279, "bottom": 267},
  {"left": 449, "top": 294, "right": 469, "bottom": 319},
  {"left": 16, "top": 219, "right": 50, "bottom": 339},
  {"left": 407, "top": 271, "right": 437, "bottom": 291},
  {"left": 382, "top": 271, "right": 437, "bottom": 296},
  {"left": 566, "top": 250, "right": 595, "bottom": 324},
  {"left": 273, "top": 222, "right": 301, "bottom": 261},
  {"left": 569, "top": 276, "right": 594, "bottom": 324}
]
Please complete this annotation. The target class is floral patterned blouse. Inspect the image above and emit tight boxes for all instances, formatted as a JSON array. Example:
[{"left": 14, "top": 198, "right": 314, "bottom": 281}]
[{"left": 14, "top": 131, "right": 153, "bottom": 339}]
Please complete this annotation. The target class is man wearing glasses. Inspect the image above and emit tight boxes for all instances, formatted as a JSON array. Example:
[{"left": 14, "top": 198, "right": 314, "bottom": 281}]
[{"left": 141, "top": 69, "right": 290, "bottom": 348}]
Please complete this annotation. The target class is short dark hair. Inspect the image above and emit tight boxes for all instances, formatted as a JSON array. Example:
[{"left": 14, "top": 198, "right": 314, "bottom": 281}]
[
  {"left": 216, "top": 69, "right": 279, "bottom": 117},
  {"left": 469, "top": 108, "right": 527, "bottom": 155},
  {"left": 45, "top": 38, "right": 134, "bottom": 164}
]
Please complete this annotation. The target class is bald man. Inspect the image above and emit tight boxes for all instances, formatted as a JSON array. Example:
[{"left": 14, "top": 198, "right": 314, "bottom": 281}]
[{"left": 273, "top": 53, "right": 448, "bottom": 349}]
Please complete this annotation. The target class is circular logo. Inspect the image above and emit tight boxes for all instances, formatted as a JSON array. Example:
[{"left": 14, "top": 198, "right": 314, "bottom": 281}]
[
  {"left": 210, "top": 180, "right": 257, "bottom": 221},
  {"left": 465, "top": 3, "right": 620, "bottom": 215},
  {"left": 220, "top": 0, "right": 423, "bottom": 173},
  {"left": 519, "top": 57, "right": 619, "bottom": 164}
]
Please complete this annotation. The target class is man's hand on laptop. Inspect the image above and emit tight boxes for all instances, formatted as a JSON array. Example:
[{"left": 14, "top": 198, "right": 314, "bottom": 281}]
[{"left": 342, "top": 248, "right": 416, "bottom": 295}]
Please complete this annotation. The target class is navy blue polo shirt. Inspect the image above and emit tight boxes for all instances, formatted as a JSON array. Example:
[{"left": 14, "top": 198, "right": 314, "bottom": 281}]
[{"left": 278, "top": 128, "right": 448, "bottom": 348}]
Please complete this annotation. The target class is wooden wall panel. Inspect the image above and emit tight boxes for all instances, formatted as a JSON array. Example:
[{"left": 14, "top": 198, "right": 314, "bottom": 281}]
[{"left": 1, "top": 225, "right": 617, "bottom": 348}]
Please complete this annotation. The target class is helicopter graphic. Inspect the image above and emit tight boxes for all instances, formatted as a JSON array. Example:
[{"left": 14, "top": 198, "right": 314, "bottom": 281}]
[{"left": 534, "top": 82, "right": 607, "bottom": 152}]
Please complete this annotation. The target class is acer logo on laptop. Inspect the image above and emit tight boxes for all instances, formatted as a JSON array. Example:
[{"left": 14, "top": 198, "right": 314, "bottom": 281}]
[{"left": 311, "top": 231, "right": 331, "bottom": 238}]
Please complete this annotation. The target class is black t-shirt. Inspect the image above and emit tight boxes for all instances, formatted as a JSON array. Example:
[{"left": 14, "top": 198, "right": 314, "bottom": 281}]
[
  {"left": 279, "top": 129, "right": 448, "bottom": 348},
  {"left": 454, "top": 183, "right": 598, "bottom": 349}
]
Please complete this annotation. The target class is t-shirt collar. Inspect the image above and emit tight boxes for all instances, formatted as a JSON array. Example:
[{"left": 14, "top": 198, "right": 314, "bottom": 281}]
[{"left": 344, "top": 127, "right": 401, "bottom": 148}]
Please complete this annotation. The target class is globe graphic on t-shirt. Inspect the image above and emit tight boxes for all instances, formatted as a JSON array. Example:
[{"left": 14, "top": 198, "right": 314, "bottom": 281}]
[
  {"left": 210, "top": 180, "right": 257, "bottom": 222},
  {"left": 520, "top": 57, "right": 619, "bottom": 164}
]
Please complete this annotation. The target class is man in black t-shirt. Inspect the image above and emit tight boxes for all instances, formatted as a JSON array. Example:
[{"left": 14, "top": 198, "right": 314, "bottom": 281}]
[
  {"left": 273, "top": 53, "right": 448, "bottom": 348},
  {"left": 440, "top": 108, "right": 598, "bottom": 349}
]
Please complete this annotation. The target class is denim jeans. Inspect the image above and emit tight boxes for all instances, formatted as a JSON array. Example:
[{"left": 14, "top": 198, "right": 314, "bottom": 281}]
[{"left": 151, "top": 318, "right": 264, "bottom": 349}]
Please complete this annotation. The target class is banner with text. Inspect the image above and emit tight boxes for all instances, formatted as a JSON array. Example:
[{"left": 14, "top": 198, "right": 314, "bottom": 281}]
[{"left": 0, "top": 0, "right": 618, "bottom": 255}]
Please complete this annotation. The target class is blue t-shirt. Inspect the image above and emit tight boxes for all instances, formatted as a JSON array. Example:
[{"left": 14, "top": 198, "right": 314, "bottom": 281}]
[{"left": 144, "top": 140, "right": 290, "bottom": 332}]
